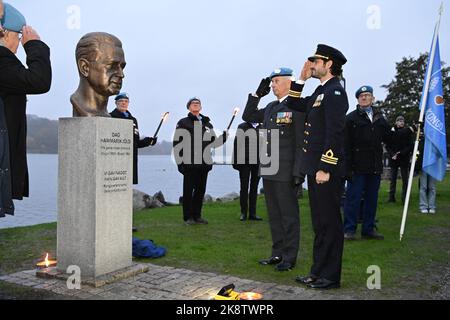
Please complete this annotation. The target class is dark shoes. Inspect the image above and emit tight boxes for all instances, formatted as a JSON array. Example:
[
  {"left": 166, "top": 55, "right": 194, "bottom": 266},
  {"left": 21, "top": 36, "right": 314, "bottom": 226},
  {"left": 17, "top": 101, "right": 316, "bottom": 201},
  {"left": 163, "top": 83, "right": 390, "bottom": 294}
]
[
  {"left": 195, "top": 218, "right": 209, "bottom": 225},
  {"left": 344, "top": 233, "right": 357, "bottom": 241},
  {"left": 241, "top": 214, "right": 263, "bottom": 221},
  {"left": 275, "top": 261, "right": 295, "bottom": 272},
  {"left": 362, "top": 231, "right": 384, "bottom": 240},
  {"left": 259, "top": 256, "right": 282, "bottom": 266},
  {"left": 295, "top": 275, "right": 318, "bottom": 285},
  {"left": 185, "top": 218, "right": 209, "bottom": 225},
  {"left": 307, "top": 278, "right": 340, "bottom": 290},
  {"left": 185, "top": 219, "right": 197, "bottom": 226}
]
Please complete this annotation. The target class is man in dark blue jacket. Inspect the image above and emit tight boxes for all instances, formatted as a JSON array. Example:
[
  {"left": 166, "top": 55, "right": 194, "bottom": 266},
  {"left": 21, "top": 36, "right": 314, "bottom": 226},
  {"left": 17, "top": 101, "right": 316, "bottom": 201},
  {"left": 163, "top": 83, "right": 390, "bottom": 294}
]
[
  {"left": 110, "top": 92, "right": 157, "bottom": 185},
  {"left": 343, "top": 86, "right": 391, "bottom": 241},
  {"left": 243, "top": 68, "right": 305, "bottom": 272},
  {"left": 286, "top": 45, "right": 348, "bottom": 289},
  {"left": 0, "top": 4, "right": 51, "bottom": 213},
  {"left": 232, "top": 121, "right": 263, "bottom": 222},
  {"left": 173, "top": 98, "right": 228, "bottom": 225},
  {"left": 387, "top": 116, "right": 414, "bottom": 203}
]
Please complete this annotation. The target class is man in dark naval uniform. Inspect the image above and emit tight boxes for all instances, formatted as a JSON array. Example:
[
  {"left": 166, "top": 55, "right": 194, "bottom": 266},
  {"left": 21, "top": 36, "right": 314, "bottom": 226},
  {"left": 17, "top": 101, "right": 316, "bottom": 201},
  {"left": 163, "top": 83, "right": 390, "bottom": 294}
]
[
  {"left": 0, "top": 4, "right": 52, "bottom": 209},
  {"left": 173, "top": 98, "right": 227, "bottom": 225},
  {"left": 243, "top": 68, "right": 305, "bottom": 272},
  {"left": 110, "top": 92, "right": 157, "bottom": 185},
  {"left": 286, "top": 45, "right": 349, "bottom": 289}
]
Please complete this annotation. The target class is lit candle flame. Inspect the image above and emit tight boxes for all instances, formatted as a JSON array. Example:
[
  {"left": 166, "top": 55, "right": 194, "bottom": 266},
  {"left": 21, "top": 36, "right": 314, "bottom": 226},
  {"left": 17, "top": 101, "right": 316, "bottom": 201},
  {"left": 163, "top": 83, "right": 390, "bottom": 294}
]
[
  {"left": 233, "top": 108, "right": 240, "bottom": 116},
  {"left": 44, "top": 253, "right": 50, "bottom": 268},
  {"left": 239, "top": 292, "right": 263, "bottom": 300},
  {"left": 162, "top": 112, "right": 170, "bottom": 123}
]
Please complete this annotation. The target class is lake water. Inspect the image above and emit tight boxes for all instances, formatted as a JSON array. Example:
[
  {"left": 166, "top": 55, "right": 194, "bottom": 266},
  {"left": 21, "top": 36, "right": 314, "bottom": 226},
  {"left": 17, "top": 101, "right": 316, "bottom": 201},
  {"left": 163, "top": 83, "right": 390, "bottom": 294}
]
[{"left": 0, "top": 154, "right": 257, "bottom": 229}]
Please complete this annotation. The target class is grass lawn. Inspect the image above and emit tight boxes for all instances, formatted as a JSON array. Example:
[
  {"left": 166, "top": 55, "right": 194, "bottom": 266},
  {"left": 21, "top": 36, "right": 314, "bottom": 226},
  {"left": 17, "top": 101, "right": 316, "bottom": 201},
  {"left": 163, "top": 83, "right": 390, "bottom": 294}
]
[{"left": 1, "top": 178, "right": 449, "bottom": 299}]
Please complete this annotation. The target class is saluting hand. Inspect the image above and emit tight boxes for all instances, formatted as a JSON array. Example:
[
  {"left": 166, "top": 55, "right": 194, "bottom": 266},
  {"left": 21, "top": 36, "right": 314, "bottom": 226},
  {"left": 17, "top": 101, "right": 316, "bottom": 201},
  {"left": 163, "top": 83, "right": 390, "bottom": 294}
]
[
  {"left": 316, "top": 170, "right": 330, "bottom": 185},
  {"left": 21, "top": 26, "right": 40, "bottom": 46},
  {"left": 255, "top": 78, "right": 271, "bottom": 98},
  {"left": 300, "top": 61, "right": 313, "bottom": 81}
]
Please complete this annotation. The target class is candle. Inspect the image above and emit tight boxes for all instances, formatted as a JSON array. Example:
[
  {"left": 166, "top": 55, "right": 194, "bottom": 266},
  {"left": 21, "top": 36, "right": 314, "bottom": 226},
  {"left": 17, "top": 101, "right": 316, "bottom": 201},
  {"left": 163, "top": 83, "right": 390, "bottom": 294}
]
[
  {"left": 154, "top": 112, "right": 170, "bottom": 138},
  {"left": 227, "top": 108, "right": 240, "bottom": 131}
]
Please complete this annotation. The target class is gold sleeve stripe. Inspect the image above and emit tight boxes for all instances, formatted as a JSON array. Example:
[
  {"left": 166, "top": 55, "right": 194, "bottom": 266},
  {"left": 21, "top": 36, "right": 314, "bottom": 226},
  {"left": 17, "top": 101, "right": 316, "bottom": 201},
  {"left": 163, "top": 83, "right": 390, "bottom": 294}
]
[
  {"left": 289, "top": 90, "right": 301, "bottom": 98},
  {"left": 321, "top": 149, "right": 339, "bottom": 165},
  {"left": 321, "top": 157, "right": 338, "bottom": 165}
]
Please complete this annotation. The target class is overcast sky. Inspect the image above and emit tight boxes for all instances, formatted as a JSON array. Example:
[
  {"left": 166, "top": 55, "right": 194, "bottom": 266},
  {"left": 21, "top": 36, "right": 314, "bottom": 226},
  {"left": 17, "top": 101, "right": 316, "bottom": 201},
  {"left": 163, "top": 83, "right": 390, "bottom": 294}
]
[{"left": 10, "top": 0, "right": 450, "bottom": 140}]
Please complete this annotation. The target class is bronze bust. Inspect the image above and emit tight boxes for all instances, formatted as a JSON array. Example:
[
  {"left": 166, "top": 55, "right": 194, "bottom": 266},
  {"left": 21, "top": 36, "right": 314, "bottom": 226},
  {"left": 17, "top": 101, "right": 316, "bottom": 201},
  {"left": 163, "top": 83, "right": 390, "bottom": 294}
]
[{"left": 71, "top": 32, "right": 126, "bottom": 117}]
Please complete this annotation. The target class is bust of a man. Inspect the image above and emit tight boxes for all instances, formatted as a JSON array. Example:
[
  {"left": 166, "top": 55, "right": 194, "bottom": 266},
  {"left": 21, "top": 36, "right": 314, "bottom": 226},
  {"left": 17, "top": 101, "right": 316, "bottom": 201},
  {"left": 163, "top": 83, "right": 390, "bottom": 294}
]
[{"left": 71, "top": 32, "right": 126, "bottom": 117}]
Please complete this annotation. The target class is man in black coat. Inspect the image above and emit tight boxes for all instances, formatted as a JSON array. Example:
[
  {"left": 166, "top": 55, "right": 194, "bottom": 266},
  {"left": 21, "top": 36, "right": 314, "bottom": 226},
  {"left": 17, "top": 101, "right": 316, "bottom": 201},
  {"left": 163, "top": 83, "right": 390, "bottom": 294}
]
[
  {"left": 232, "top": 122, "right": 263, "bottom": 222},
  {"left": 387, "top": 116, "right": 414, "bottom": 203},
  {"left": 0, "top": 4, "right": 52, "bottom": 205},
  {"left": 110, "top": 92, "right": 157, "bottom": 185},
  {"left": 173, "top": 97, "right": 227, "bottom": 225},
  {"left": 243, "top": 68, "right": 305, "bottom": 272},
  {"left": 343, "top": 86, "right": 391, "bottom": 241},
  {"left": 286, "top": 45, "right": 348, "bottom": 289}
]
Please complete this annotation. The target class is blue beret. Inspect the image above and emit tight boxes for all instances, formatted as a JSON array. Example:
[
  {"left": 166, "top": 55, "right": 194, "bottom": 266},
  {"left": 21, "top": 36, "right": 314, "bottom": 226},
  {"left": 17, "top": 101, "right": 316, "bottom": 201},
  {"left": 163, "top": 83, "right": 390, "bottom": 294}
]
[
  {"left": 186, "top": 97, "right": 201, "bottom": 109},
  {"left": 355, "top": 86, "right": 374, "bottom": 99},
  {"left": 309, "top": 44, "right": 347, "bottom": 66},
  {"left": 270, "top": 67, "right": 293, "bottom": 79},
  {"left": 1, "top": 3, "right": 26, "bottom": 33},
  {"left": 115, "top": 92, "right": 129, "bottom": 101}
]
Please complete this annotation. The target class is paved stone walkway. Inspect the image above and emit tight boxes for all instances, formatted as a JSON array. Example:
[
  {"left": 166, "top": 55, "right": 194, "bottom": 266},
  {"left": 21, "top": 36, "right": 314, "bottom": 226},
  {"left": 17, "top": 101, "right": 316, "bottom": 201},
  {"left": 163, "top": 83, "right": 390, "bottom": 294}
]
[{"left": 0, "top": 263, "right": 352, "bottom": 300}]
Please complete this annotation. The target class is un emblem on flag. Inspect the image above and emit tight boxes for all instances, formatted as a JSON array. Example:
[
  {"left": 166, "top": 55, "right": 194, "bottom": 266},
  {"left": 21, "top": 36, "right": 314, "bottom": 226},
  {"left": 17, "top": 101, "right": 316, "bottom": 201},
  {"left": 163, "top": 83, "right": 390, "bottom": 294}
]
[{"left": 435, "top": 95, "right": 444, "bottom": 105}]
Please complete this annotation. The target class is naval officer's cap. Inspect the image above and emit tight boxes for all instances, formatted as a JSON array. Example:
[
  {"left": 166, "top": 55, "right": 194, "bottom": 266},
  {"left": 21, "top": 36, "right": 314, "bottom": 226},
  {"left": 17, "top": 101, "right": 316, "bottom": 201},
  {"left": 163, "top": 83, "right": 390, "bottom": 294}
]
[{"left": 308, "top": 44, "right": 347, "bottom": 66}]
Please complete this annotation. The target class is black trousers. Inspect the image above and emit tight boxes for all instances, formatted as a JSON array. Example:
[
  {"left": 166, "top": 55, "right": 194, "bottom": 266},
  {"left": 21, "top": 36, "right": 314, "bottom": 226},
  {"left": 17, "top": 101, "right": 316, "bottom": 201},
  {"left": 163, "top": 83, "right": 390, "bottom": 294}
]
[
  {"left": 238, "top": 165, "right": 260, "bottom": 217},
  {"left": 389, "top": 164, "right": 409, "bottom": 202},
  {"left": 307, "top": 174, "right": 344, "bottom": 282},
  {"left": 263, "top": 179, "right": 300, "bottom": 264},
  {"left": 183, "top": 169, "right": 209, "bottom": 221}
]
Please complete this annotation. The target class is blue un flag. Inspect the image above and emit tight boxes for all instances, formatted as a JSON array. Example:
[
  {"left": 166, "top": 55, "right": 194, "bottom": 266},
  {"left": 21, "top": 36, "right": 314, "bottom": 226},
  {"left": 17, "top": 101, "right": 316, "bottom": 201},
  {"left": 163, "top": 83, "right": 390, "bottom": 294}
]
[{"left": 421, "top": 36, "right": 447, "bottom": 181}]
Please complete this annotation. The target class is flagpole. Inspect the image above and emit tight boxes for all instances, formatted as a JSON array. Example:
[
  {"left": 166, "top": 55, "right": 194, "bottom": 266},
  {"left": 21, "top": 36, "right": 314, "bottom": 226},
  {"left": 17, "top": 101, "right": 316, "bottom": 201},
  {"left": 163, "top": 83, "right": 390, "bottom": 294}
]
[{"left": 400, "top": 3, "right": 443, "bottom": 241}]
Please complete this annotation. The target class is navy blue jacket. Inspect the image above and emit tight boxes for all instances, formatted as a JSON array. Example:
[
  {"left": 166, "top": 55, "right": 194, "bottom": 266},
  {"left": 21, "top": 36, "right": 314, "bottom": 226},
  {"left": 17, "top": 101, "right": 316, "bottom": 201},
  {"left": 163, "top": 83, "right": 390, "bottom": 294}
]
[
  {"left": 285, "top": 77, "right": 349, "bottom": 176},
  {"left": 345, "top": 106, "right": 392, "bottom": 175},
  {"left": 173, "top": 113, "right": 226, "bottom": 174},
  {"left": 110, "top": 109, "right": 151, "bottom": 184},
  {"left": 0, "top": 40, "right": 52, "bottom": 200},
  {"left": 243, "top": 95, "right": 305, "bottom": 182}
]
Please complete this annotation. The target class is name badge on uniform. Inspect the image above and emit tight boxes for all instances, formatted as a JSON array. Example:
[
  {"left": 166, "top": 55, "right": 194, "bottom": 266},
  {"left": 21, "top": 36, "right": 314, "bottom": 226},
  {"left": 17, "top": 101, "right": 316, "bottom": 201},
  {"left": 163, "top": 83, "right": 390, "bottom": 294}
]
[
  {"left": 313, "top": 94, "right": 324, "bottom": 108},
  {"left": 276, "top": 112, "right": 293, "bottom": 125}
]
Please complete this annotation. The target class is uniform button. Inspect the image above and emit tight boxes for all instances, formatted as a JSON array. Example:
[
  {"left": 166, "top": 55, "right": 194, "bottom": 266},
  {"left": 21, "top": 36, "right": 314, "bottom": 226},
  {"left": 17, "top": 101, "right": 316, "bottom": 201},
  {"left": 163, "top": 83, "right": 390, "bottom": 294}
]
[
  {"left": 268, "top": 130, "right": 271, "bottom": 133},
  {"left": 281, "top": 131, "right": 284, "bottom": 135},
  {"left": 308, "top": 124, "right": 312, "bottom": 127}
]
